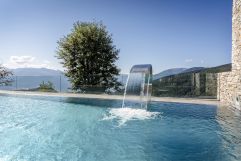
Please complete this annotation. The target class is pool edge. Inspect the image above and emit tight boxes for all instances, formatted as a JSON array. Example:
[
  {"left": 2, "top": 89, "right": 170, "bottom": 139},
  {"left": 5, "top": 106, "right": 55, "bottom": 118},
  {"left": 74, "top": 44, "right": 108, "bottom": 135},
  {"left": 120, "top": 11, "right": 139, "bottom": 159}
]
[{"left": 0, "top": 90, "right": 219, "bottom": 106}]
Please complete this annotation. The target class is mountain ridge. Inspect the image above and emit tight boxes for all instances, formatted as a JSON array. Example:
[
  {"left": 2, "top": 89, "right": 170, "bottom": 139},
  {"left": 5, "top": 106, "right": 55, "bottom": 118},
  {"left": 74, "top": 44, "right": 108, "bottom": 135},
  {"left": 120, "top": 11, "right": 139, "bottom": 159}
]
[
  {"left": 153, "top": 67, "right": 207, "bottom": 80},
  {"left": 11, "top": 68, "right": 63, "bottom": 76}
]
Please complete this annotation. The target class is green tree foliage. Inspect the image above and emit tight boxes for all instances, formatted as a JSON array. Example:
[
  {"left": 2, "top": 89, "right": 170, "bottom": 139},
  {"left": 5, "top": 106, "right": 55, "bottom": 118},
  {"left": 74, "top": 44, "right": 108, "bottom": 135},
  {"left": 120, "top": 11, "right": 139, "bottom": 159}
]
[
  {"left": 0, "top": 65, "right": 12, "bottom": 86},
  {"left": 38, "top": 81, "right": 56, "bottom": 92},
  {"left": 56, "top": 21, "right": 120, "bottom": 91}
]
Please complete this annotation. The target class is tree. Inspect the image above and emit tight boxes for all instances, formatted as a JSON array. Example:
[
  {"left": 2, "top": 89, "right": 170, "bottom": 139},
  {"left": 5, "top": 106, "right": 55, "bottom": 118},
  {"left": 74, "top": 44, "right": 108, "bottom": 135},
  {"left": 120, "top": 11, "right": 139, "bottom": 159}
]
[
  {"left": 0, "top": 65, "right": 12, "bottom": 86},
  {"left": 56, "top": 21, "right": 120, "bottom": 91},
  {"left": 38, "top": 81, "right": 56, "bottom": 92}
]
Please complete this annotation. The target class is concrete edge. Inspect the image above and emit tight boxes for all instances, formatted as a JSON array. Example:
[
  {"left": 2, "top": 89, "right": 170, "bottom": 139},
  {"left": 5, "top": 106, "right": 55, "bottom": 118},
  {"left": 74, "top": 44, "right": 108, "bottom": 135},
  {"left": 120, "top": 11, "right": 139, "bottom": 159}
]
[{"left": 0, "top": 90, "right": 219, "bottom": 106}]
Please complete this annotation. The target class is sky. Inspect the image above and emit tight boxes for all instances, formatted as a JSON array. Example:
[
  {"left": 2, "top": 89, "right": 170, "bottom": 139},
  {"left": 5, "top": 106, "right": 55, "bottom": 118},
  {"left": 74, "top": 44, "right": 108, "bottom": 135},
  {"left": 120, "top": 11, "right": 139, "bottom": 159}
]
[{"left": 0, "top": 0, "right": 232, "bottom": 74}]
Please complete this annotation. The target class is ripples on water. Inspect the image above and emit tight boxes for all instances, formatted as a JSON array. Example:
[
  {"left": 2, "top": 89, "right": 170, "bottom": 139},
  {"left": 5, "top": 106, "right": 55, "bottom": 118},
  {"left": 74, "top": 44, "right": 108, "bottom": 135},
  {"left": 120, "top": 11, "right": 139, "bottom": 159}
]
[{"left": 0, "top": 95, "right": 241, "bottom": 161}]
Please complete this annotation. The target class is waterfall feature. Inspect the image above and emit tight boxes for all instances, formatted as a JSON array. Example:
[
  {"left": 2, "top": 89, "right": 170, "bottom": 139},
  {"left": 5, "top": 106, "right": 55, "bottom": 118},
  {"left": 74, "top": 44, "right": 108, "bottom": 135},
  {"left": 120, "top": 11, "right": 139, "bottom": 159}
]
[{"left": 122, "top": 64, "right": 152, "bottom": 109}]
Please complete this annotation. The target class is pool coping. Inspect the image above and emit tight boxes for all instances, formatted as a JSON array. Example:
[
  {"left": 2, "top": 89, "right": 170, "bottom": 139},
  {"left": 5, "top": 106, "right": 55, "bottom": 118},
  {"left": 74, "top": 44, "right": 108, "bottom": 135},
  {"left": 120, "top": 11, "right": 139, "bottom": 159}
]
[{"left": 0, "top": 90, "right": 219, "bottom": 106}]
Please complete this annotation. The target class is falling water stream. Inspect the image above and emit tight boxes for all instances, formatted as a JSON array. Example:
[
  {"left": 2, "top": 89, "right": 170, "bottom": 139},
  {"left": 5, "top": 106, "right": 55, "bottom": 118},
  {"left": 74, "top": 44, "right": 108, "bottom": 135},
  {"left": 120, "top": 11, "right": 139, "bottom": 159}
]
[{"left": 121, "top": 64, "right": 152, "bottom": 109}]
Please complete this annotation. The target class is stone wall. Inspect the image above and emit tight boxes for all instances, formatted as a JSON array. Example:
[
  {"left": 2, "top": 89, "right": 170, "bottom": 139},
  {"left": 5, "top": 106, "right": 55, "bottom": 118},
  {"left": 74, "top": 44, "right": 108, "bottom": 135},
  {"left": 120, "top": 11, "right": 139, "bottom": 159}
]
[
  {"left": 218, "top": 0, "right": 241, "bottom": 106},
  {"left": 218, "top": 72, "right": 239, "bottom": 105}
]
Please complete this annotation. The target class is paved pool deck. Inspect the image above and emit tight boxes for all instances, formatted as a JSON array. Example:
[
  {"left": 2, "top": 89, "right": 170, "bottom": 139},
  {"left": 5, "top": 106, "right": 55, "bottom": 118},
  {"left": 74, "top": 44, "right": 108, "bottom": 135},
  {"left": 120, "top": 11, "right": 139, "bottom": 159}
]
[{"left": 0, "top": 90, "right": 219, "bottom": 106}]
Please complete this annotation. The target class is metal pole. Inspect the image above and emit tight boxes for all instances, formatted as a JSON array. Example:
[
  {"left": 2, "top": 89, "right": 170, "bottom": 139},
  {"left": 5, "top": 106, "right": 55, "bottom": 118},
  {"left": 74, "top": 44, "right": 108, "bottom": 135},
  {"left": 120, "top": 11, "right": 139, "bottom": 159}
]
[
  {"left": 146, "top": 73, "right": 151, "bottom": 109},
  {"left": 60, "top": 75, "right": 62, "bottom": 92},
  {"left": 16, "top": 76, "right": 17, "bottom": 90}
]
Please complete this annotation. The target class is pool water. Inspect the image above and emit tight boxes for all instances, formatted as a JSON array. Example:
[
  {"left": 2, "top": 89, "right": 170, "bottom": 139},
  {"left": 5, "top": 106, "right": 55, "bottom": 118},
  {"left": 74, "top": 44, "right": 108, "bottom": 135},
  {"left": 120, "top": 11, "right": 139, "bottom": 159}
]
[{"left": 0, "top": 95, "right": 241, "bottom": 161}]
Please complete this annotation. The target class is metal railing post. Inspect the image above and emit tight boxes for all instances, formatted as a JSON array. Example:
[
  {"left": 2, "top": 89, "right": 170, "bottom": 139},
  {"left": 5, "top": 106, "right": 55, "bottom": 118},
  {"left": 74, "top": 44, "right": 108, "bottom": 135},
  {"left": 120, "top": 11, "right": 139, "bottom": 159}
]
[
  {"left": 15, "top": 76, "right": 18, "bottom": 90},
  {"left": 60, "top": 75, "right": 62, "bottom": 92}
]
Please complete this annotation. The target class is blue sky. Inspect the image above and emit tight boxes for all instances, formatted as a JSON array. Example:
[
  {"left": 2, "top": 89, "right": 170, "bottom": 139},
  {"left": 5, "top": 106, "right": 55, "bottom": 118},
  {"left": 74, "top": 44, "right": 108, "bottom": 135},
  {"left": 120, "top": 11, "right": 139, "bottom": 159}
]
[{"left": 0, "top": 0, "right": 232, "bottom": 73}]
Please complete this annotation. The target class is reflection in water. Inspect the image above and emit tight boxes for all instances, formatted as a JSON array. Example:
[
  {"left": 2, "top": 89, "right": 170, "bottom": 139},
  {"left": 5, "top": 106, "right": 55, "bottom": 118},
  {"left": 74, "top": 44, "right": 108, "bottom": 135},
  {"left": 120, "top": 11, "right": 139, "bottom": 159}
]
[{"left": 216, "top": 105, "right": 241, "bottom": 160}]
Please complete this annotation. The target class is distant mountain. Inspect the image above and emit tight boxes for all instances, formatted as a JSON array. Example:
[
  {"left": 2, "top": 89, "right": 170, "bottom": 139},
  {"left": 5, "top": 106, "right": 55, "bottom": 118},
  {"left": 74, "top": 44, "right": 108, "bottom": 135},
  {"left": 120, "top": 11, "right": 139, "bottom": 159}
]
[
  {"left": 11, "top": 68, "right": 63, "bottom": 76},
  {"left": 203, "top": 64, "right": 231, "bottom": 73},
  {"left": 180, "top": 67, "right": 205, "bottom": 74},
  {"left": 153, "top": 68, "right": 187, "bottom": 80},
  {"left": 153, "top": 67, "right": 209, "bottom": 80},
  {"left": 3, "top": 68, "right": 127, "bottom": 92}
]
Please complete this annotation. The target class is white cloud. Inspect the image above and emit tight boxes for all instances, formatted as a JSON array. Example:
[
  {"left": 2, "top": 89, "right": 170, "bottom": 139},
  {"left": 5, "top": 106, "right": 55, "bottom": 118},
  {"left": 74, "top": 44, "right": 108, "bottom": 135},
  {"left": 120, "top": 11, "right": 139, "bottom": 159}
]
[
  {"left": 3, "top": 56, "right": 56, "bottom": 69},
  {"left": 185, "top": 59, "right": 193, "bottom": 63},
  {"left": 10, "top": 56, "right": 35, "bottom": 65}
]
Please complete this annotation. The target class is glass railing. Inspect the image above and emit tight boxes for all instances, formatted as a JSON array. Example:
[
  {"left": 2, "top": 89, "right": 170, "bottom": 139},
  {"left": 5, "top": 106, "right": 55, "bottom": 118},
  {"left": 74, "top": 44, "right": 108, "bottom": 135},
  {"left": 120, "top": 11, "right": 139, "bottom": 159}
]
[
  {"left": 0, "top": 75, "right": 127, "bottom": 94},
  {"left": 152, "top": 73, "right": 218, "bottom": 98},
  {"left": 0, "top": 73, "right": 218, "bottom": 98}
]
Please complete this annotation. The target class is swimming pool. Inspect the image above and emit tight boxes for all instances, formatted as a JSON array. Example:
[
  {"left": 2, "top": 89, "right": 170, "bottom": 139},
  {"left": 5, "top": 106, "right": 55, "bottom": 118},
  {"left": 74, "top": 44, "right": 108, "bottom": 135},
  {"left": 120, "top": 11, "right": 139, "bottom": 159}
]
[{"left": 0, "top": 94, "right": 240, "bottom": 161}]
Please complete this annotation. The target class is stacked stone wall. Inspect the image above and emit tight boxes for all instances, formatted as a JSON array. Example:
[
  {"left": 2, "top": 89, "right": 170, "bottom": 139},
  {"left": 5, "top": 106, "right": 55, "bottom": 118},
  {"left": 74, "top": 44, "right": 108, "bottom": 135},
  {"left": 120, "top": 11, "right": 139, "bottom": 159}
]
[
  {"left": 217, "top": 0, "right": 241, "bottom": 106},
  {"left": 218, "top": 72, "right": 235, "bottom": 105}
]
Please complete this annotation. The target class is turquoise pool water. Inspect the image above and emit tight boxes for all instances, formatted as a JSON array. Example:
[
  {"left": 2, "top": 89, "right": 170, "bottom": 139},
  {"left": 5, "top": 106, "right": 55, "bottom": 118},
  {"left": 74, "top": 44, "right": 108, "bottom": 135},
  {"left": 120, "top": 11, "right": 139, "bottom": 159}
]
[{"left": 0, "top": 94, "right": 241, "bottom": 161}]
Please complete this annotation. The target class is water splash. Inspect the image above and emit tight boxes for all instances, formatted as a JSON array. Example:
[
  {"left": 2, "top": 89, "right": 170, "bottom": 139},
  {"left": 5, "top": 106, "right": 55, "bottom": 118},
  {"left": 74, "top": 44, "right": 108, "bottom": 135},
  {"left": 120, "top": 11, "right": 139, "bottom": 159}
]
[{"left": 102, "top": 107, "right": 160, "bottom": 126}]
